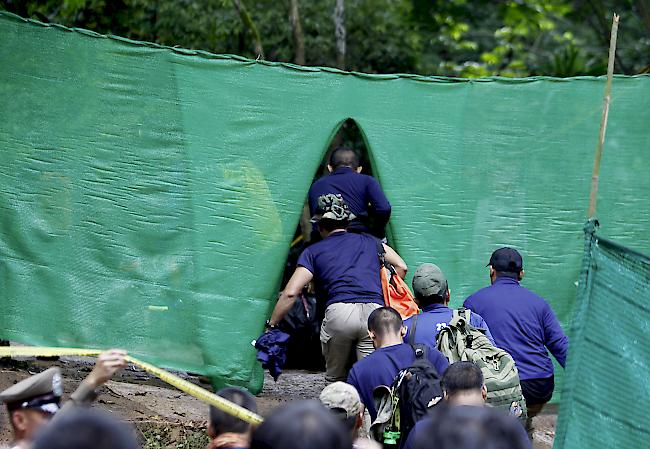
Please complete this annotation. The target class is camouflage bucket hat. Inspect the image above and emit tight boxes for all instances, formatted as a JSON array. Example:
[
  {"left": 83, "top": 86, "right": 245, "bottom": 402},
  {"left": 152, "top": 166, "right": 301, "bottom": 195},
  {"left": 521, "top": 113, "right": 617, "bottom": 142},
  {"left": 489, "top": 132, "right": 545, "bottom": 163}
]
[{"left": 311, "top": 193, "right": 356, "bottom": 222}]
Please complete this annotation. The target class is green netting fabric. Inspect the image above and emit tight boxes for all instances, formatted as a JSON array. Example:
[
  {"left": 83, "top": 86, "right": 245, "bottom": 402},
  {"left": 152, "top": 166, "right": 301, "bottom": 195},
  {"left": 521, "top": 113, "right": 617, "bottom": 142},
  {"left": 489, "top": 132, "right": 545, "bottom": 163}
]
[
  {"left": 554, "top": 221, "right": 650, "bottom": 448},
  {"left": 1, "top": 11, "right": 649, "bottom": 393}
]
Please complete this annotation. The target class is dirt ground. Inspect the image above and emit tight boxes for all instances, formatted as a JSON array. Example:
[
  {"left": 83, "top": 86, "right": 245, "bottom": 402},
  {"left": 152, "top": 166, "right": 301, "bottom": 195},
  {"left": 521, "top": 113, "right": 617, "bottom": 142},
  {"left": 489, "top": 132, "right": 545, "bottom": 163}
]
[{"left": 0, "top": 356, "right": 556, "bottom": 449}]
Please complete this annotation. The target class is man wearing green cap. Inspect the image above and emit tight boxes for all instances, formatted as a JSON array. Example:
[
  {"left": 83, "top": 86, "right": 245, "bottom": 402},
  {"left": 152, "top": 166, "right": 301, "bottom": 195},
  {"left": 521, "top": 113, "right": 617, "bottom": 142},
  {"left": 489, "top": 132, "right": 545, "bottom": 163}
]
[
  {"left": 267, "top": 194, "right": 407, "bottom": 381},
  {"left": 404, "top": 263, "right": 493, "bottom": 348},
  {"left": 0, "top": 349, "right": 126, "bottom": 449}
]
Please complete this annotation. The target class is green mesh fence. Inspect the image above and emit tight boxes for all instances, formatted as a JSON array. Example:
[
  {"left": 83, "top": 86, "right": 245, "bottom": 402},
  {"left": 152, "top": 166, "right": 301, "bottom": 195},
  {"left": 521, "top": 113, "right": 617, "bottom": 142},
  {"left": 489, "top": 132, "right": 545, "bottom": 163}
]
[
  {"left": 554, "top": 221, "right": 650, "bottom": 448},
  {"left": 1, "top": 11, "right": 649, "bottom": 393}
]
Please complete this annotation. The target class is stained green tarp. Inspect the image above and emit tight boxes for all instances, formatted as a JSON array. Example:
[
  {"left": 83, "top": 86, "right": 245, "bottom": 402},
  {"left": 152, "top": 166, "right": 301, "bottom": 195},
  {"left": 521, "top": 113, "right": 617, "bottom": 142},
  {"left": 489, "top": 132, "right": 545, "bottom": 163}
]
[
  {"left": 554, "top": 222, "right": 650, "bottom": 448},
  {"left": 0, "top": 11, "right": 649, "bottom": 393}
]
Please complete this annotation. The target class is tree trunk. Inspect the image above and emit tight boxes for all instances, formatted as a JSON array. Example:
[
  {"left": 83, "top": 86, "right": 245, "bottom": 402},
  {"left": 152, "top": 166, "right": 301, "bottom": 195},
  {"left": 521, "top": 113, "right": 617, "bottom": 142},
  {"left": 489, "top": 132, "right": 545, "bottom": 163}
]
[
  {"left": 289, "top": 0, "right": 305, "bottom": 65},
  {"left": 333, "top": 0, "right": 346, "bottom": 70},
  {"left": 233, "top": 0, "right": 265, "bottom": 59}
]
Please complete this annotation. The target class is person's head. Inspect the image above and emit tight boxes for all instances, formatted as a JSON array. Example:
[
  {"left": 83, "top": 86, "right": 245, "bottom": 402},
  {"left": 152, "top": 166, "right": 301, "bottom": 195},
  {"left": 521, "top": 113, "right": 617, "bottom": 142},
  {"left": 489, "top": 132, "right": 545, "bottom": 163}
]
[
  {"left": 410, "top": 405, "right": 530, "bottom": 449},
  {"left": 441, "top": 362, "right": 487, "bottom": 405},
  {"left": 487, "top": 247, "right": 524, "bottom": 284},
  {"left": 0, "top": 367, "right": 63, "bottom": 442},
  {"left": 311, "top": 194, "right": 355, "bottom": 237},
  {"left": 208, "top": 387, "right": 258, "bottom": 440},
  {"left": 367, "top": 307, "right": 405, "bottom": 348},
  {"left": 250, "top": 400, "right": 352, "bottom": 449},
  {"left": 411, "top": 263, "right": 450, "bottom": 308},
  {"left": 32, "top": 409, "right": 139, "bottom": 449},
  {"left": 328, "top": 147, "right": 361, "bottom": 173},
  {"left": 319, "top": 382, "right": 364, "bottom": 438}
]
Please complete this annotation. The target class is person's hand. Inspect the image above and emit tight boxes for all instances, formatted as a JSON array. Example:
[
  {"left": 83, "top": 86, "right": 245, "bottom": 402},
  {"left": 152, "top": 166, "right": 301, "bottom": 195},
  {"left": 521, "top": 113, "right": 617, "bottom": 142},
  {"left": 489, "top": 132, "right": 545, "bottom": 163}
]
[{"left": 85, "top": 349, "right": 127, "bottom": 388}]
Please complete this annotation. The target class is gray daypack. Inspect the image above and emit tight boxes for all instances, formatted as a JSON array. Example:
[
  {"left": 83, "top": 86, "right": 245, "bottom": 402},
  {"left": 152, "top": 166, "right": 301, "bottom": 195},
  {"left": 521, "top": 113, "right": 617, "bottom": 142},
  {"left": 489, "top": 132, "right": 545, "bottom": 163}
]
[{"left": 436, "top": 308, "right": 527, "bottom": 421}]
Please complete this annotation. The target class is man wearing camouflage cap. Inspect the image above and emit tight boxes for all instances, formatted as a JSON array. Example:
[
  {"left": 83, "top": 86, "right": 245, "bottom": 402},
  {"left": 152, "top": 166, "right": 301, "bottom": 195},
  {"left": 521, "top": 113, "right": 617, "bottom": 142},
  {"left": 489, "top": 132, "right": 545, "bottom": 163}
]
[
  {"left": 320, "top": 382, "right": 380, "bottom": 449},
  {"left": 404, "top": 263, "right": 493, "bottom": 348},
  {"left": 267, "top": 194, "right": 407, "bottom": 381},
  {"left": 0, "top": 349, "right": 126, "bottom": 449}
]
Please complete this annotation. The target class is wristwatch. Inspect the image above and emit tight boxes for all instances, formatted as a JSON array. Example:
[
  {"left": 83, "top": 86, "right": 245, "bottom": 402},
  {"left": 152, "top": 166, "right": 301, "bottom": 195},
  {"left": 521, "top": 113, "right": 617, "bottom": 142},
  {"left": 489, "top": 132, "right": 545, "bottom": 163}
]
[{"left": 265, "top": 319, "right": 278, "bottom": 330}]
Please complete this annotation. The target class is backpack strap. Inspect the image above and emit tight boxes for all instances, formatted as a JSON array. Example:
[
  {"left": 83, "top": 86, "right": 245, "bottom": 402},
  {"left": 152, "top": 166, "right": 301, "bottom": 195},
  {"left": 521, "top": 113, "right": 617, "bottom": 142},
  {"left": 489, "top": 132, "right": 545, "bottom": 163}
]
[
  {"left": 408, "top": 314, "right": 419, "bottom": 346},
  {"left": 457, "top": 307, "right": 471, "bottom": 323}
]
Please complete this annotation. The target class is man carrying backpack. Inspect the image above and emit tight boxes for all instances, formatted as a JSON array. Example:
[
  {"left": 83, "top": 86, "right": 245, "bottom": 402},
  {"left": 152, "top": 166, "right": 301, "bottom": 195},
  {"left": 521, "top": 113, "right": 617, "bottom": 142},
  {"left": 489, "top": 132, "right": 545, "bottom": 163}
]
[
  {"left": 463, "top": 247, "right": 568, "bottom": 435},
  {"left": 346, "top": 307, "right": 449, "bottom": 423},
  {"left": 403, "top": 263, "right": 494, "bottom": 346},
  {"left": 267, "top": 195, "right": 407, "bottom": 382}
]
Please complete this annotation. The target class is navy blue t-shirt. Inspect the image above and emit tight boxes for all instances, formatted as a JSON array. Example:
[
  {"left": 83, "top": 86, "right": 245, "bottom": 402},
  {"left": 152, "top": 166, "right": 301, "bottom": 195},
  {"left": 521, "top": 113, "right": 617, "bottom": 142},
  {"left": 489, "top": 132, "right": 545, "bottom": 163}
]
[
  {"left": 347, "top": 343, "right": 449, "bottom": 421},
  {"left": 297, "top": 231, "right": 383, "bottom": 307},
  {"left": 308, "top": 167, "right": 391, "bottom": 221},
  {"left": 463, "top": 277, "right": 568, "bottom": 381}
]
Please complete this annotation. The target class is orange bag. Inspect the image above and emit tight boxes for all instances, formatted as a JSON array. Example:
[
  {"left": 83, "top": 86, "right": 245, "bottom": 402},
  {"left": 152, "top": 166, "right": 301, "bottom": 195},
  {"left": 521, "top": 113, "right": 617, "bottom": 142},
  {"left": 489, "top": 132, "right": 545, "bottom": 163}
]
[{"left": 377, "top": 241, "right": 419, "bottom": 319}]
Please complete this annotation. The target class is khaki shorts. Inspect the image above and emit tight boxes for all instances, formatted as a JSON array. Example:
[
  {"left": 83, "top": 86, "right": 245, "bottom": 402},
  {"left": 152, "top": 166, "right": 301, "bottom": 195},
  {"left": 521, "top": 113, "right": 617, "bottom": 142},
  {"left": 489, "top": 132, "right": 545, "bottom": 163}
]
[{"left": 320, "top": 302, "right": 382, "bottom": 381}]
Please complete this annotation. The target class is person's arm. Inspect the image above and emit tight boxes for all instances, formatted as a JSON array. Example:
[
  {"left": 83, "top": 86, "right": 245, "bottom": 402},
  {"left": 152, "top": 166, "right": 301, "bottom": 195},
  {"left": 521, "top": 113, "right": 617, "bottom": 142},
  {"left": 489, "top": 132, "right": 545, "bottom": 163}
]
[
  {"left": 382, "top": 243, "right": 407, "bottom": 279},
  {"left": 366, "top": 177, "right": 391, "bottom": 219},
  {"left": 542, "top": 303, "right": 569, "bottom": 368},
  {"left": 268, "top": 267, "right": 313, "bottom": 327},
  {"left": 55, "top": 349, "right": 127, "bottom": 419}
]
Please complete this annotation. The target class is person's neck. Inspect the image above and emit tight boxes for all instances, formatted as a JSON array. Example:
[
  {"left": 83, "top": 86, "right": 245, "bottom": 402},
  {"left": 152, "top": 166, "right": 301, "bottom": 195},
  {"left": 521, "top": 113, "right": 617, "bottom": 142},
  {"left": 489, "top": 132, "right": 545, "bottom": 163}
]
[
  {"left": 447, "top": 391, "right": 485, "bottom": 407},
  {"left": 322, "top": 229, "right": 346, "bottom": 238},
  {"left": 375, "top": 335, "right": 403, "bottom": 349}
]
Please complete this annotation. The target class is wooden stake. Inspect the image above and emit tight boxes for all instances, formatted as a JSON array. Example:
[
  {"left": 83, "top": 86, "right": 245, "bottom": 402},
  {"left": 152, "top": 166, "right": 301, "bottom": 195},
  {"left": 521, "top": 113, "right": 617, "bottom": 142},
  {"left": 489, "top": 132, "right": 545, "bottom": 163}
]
[{"left": 588, "top": 13, "right": 620, "bottom": 218}]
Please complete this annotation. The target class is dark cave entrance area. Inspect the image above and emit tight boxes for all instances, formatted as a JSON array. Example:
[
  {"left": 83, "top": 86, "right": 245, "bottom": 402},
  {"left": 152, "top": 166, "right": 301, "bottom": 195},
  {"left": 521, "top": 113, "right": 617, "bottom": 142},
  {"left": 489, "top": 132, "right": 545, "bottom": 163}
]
[{"left": 278, "top": 119, "right": 379, "bottom": 371}]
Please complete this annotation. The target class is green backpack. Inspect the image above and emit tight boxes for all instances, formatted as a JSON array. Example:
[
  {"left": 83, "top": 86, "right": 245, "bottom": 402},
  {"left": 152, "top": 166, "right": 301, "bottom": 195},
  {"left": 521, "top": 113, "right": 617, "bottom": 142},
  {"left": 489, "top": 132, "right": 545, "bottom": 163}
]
[{"left": 436, "top": 308, "right": 527, "bottom": 421}]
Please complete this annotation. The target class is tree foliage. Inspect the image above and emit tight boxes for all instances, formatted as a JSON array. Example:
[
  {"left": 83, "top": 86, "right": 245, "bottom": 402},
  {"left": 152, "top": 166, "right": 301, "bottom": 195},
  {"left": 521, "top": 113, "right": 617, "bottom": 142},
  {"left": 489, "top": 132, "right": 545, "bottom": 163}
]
[{"left": 2, "top": 0, "right": 649, "bottom": 77}]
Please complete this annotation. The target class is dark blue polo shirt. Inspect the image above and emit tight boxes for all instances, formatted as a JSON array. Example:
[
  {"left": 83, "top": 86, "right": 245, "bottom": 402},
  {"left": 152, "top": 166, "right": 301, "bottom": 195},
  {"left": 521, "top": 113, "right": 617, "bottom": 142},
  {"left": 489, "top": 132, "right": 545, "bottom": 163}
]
[
  {"left": 463, "top": 277, "right": 568, "bottom": 381},
  {"left": 297, "top": 231, "right": 383, "bottom": 307},
  {"left": 308, "top": 167, "right": 391, "bottom": 222},
  {"left": 347, "top": 343, "right": 449, "bottom": 421},
  {"left": 403, "top": 303, "right": 495, "bottom": 347}
]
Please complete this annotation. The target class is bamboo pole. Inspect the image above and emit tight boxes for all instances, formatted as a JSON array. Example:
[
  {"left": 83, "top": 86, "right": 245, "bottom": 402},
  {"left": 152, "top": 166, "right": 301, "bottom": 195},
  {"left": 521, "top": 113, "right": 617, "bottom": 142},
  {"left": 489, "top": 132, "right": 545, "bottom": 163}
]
[{"left": 588, "top": 13, "right": 620, "bottom": 218}]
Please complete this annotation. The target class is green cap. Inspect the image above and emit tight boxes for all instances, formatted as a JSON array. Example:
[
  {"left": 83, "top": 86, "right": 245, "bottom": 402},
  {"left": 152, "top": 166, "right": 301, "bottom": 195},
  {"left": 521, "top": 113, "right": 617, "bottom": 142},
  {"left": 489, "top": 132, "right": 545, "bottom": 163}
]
[
  {"left": 412, "top": 263, "right": 448, "bottom": 297},
  {"left": 319, "top": 382, "right": 363, "bottom": 418},
  {"left": 0, "top": 367, "right": 63, "bottom": 414},
  {"left": 310, "top": 194, "right": 356, "bottom": 223}
]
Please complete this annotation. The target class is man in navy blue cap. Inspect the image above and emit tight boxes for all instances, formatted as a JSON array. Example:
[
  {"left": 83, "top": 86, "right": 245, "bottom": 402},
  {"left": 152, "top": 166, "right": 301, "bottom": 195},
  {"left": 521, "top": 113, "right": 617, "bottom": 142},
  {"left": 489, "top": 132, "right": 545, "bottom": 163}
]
[{"left": 463, "top": 248, "right": 568, "bottom": 436}]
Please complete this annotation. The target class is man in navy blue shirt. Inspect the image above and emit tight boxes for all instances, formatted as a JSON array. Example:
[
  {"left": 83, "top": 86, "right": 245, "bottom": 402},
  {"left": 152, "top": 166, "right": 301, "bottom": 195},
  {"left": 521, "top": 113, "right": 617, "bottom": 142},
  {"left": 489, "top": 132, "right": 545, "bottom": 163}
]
[
  {"left": 347, "top": 307, "right": 449, "bottom": 421},
  {"left": 308, "top": 147, "right": 391, "bottom": 239},
  {"left": 463, "top": 247, "right": 568, "bottom": 432},
  {"left": 404, "top": 263, "right": 494, "bottom": 347},
  {"left": 267, "top": 195, "right": 407, "bottom": 381}
]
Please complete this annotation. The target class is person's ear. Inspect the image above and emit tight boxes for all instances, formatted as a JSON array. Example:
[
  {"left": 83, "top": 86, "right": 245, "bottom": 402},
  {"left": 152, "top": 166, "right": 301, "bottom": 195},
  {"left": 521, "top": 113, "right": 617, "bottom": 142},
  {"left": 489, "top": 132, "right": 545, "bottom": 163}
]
[
  {"left": 327, "top": 164, "right": 334, "bottom": 173},
  {"left": 368, "top": 330, "right": 376, "bottom": 340},
  {"left": 519, "top": 270, "right": 525, "bottom": 281},
  {"left": 400, "top": 326, "right": 407, "bottom": 338},
  {"left": 355, "top": 411, "right": 364, "bottom": 430},
  {"left": 444, "top": 289, "right": 451, "bottom": 306},
  {"left": 481, "top": 384, "right": 488, "bottom": 401},
  {"left": 443, "top": 391, "right": 449, "bottom": 400},
  {"left": 11, "top": 410, "right": 26, "bottom": 433},
  {"left": 356, "top": 166, "right": 363, "bottom": 173},
  {"left": 207, "top": 422, "right": 216, "bottom": 439}
]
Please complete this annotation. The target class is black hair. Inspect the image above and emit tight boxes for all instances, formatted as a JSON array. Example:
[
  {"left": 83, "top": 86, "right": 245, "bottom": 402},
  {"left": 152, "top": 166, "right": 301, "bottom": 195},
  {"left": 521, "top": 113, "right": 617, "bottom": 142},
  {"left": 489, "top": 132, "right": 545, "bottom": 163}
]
[
  {"left": 32, "top": 409, "right": 138, "bottom": 449},
  {"left": 210, "top": 387, "right": 258, "bottom": 436},
  {"left": 411, "top": 405, "right": 530, "bottom": 449},
  {"left": 415, "top": 290, "right": 449, "bottom": 308},
  {"left": 367, "top": 307, "right": 403, "bottom": 338},
  {"left": 317, "top": 218, "right": 350, "bottom": 233},
  {"left": 329, "top": 147, "right": 360, "bottom": 170},
  {"left": 441, "top": 362, "right": 484, "bottom": 396},
  {"left": 494, "top": 271, "right": 520, "bottom": 280},
  {"left": 250, "top": 400, "right": 352, "bottom": 449}
]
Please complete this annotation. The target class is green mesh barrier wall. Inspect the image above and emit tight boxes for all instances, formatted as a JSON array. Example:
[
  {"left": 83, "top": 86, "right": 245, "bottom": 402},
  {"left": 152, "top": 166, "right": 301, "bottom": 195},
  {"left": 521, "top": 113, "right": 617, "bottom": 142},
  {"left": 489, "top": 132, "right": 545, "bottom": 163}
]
[
  {"left": 1, "top": 11, "right": 649, "bottom": 393},
  {"left": 554, "top": 222, "right": 650, "bottom": 448}
]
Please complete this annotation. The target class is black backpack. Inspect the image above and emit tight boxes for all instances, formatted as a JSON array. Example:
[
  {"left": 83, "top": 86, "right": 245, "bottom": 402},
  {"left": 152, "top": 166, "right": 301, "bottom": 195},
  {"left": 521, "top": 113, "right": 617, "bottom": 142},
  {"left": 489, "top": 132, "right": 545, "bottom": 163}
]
[{"left": 370, "top": 343, "right": 444, "bottom": 448}]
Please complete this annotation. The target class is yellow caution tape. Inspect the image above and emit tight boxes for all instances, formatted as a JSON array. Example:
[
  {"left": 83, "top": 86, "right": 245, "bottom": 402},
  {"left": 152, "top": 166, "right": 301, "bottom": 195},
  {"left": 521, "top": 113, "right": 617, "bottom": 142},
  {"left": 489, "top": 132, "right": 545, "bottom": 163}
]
[{"left": 0, "top": 346, "right": 264, "bottom": 425}]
